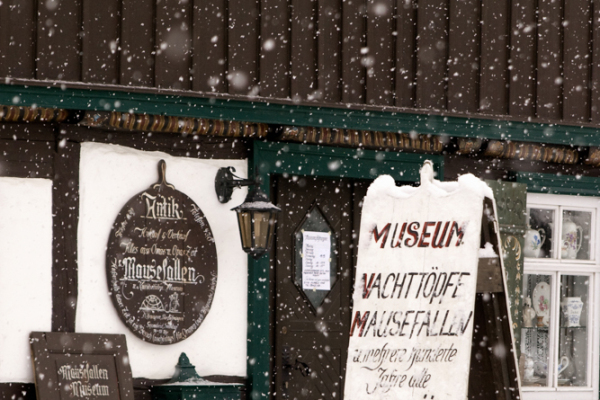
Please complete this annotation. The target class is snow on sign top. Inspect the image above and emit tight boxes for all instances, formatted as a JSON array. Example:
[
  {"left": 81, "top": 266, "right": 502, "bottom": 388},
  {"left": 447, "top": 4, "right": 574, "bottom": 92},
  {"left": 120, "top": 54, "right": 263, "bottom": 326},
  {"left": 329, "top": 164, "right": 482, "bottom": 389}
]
[
  {"left": 344, "top": 161, "right": 491, "bottom": 400},
  {"left": 367, "top": 160, "right": 494, "bottom": 200}
]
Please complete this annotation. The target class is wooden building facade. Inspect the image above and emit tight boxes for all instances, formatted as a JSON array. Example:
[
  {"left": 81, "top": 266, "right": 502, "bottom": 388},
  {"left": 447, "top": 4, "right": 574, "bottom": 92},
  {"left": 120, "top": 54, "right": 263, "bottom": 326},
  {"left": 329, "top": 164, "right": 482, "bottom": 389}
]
[
  {"left": 0, "top": 0, "right": 600, "bottom": 399},
  {"left": 2, "top": 0, "right": 600, "bottom": 123}
]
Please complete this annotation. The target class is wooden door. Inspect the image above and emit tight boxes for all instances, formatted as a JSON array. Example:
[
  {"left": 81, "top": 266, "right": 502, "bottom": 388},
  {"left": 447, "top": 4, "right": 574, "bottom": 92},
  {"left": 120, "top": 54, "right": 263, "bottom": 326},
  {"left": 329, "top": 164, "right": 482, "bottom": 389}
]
[{"left": 273, "top": 176, "right": 367, "bottom": 399}]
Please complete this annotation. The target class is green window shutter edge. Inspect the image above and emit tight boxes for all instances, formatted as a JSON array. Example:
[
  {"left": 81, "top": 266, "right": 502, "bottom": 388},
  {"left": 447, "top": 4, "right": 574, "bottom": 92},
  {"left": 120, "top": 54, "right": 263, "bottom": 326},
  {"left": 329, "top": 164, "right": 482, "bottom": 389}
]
[
  {"left": 514, "top": 172, "right": 600, "bottom": 196},
  {"left": 486, "top": 180, "right": 528, "bottom": 361}
]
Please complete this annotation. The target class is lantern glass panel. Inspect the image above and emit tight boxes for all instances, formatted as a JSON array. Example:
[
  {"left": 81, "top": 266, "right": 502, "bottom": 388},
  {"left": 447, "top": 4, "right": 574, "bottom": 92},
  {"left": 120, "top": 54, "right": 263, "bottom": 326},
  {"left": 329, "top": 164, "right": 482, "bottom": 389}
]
[
  {"left": 237, "top": 211, "right": 252, "bottom": 249},
  {"left": 253, "top": 211, "right": 271, "bottom": 249}
]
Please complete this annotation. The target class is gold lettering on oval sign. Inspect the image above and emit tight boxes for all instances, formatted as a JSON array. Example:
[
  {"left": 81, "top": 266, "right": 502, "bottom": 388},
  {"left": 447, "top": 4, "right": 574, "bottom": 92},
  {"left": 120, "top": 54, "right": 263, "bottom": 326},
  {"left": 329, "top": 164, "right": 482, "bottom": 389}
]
[
  {"left": 141, "top": 192, "right": 183, "bottom": 220},
  {"left": 118, "top": 256, "right": 201, "bottom": 284}
]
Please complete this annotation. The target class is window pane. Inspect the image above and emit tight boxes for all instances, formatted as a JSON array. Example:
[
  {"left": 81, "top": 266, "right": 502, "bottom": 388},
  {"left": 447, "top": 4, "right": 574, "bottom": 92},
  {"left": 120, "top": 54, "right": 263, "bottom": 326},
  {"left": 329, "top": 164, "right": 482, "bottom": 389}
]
[
  {"left": 561, "top": 210, "right": 592, "bottom": 261},
  {"left": 558, "top": 275, "right": 589, "bottom": 387},
  {"left": 526, "top": 208, "right": 555, "bottom": 259},
  {"left": 521, "top": 274, "right": 552, "bottom": 387}
]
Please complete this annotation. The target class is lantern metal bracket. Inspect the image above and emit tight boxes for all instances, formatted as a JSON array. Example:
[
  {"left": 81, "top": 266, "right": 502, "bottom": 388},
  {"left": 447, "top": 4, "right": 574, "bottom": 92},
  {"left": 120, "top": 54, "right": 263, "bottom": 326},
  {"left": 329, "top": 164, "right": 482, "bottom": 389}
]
[{"left": 215, "top": 166, "right": 257, "bottom": 203}]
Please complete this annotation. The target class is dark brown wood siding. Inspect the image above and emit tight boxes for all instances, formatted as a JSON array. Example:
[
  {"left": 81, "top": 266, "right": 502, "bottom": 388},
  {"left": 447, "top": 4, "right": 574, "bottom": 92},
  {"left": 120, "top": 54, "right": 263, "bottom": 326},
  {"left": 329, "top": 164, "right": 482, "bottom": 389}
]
[
  {"left": 479, "top": 0, "right": 509, "bottom": 114},
  {"left": 82, "top": 0, "right": 121, "bottom": 84},
  {"left": 193, "top": 0, "right": 228, "bottom": 93},
  {"left": 260, "top": 0, "right": 290, "bottom": 97},
  {"left": 3, "top": 0, "right": 600, "bottom": 126},
  {"left": 0, "top": 1, "right": 36, "bottom": 79},
  {"left": 37, "top": 0, "right": 82, "bottom": 81},
  {"left": 155, "top": 0, "right": 193, "bottom": 89}
]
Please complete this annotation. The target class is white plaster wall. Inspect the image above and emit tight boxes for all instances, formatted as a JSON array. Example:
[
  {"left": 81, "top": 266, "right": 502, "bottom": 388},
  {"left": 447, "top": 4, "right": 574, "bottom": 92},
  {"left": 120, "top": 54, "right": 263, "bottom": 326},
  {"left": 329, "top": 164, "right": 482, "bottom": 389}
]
[
  {"left": 0, "top": 178, "right": 53, "bottom": 382},
  {"left": 77, "top": 143, "right": 248, "bottom": 379}
]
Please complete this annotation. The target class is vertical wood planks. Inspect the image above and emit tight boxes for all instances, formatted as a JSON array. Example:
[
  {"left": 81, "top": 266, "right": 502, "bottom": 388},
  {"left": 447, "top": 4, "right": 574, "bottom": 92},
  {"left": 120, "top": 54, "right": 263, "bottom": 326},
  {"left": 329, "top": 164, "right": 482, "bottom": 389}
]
[
  {"left": 509, "top": 0, "right": 536, "bottom": 117},
  {"left": 82, "top": 0, "right": 120, "bottom": 84},
  {"left": 0, "top": 2, "right": 8, "bottom": 78},
  {"left": 0, "top": 0, "right": 36, "bottom": 79},
  {"left": 416, "top": 0, "right": 448, "bottom": 110},
  {"left": 318, "top": 0, "right": 342, "bottom": 102},
  {"left": 447, "top": 0, "right": 480, "bottom": 113},
  {"left": 395, "top": 0, "right": 417, "bottom": 108},
  {"left": 228, "top": 0, "right": 260, "bottom": 95},
  {"left": 291, "top": 0, "right": 317, "bottom": 100},
  {"left": 479, "top": 0, "right": 509, "bottom": 114},
  {"left": 37, "top": 0, "right": 82, "bottom": 81},
  {"left": 121, "top": 0, "right": 154, "bottom": 86},
  {"left": 193, "top": 0, "right": 227, "bottom": 93},
  {"left": 52, "top": 138, "right": 79, "bottom": 332},
  {"left": 155, "top": 0, "right": 192, "bottom": 90},
  {"left": 260, "top": 0, "right": 290, "bottom": 98},
  {"left": 591, "top": 0, "right": 600, "bottom": 122},
  {"left": 536, "top": 0, "right": 562, "bottom": 120},
  {"left": 366, "top": 0, "right": 394, "bottom": 106},
  {"left": 2, "top": 0, "right": 599, "bottom": 129},
  {"left": 341, "top": 0, "right": 366, "bottom": 104},
  {"left": 563, "top": 0, "right": 591, "bottom": 122}
]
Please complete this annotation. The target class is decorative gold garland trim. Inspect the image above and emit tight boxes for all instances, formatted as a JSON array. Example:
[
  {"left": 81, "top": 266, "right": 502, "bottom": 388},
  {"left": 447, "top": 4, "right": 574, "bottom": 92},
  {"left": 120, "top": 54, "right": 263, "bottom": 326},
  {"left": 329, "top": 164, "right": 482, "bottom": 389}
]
[
  {"left": 0, "top": 105, "right": 69, "bottom": 123},
  {"left": 484, "top": 140, "right": 578, "bottom": 164},
  {"left": 280, "top": 126, "right": 444, "bottom": 153},
  {"left": 79, "top": 111, "right": 269, "bottom": 138},
  {"left": 456, "top": 138, "right": 580, "bottom": 165},
  {"left": 0, "top": 106, "right": 587, "bottom": 166},
  {"left": 584, "top": 147, "right": 600, "bottom": 166}
]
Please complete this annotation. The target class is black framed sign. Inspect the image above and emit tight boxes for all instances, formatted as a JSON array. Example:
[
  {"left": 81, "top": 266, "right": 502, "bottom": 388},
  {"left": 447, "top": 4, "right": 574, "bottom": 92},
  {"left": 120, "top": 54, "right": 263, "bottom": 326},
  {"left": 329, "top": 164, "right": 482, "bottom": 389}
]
[
  {"left": 106, "top": 160, "right": 218, "bottom": 345},
  {"left": 30, "top": 332, "right": 134, "bottom": 400}
]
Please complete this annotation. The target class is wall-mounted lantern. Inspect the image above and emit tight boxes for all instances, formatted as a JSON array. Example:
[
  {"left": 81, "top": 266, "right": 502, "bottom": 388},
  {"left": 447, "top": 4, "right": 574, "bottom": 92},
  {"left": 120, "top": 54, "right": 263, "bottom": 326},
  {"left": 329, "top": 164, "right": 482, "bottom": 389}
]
[{"left": 215, "top": 167, "right": 280, "bottom": 259}]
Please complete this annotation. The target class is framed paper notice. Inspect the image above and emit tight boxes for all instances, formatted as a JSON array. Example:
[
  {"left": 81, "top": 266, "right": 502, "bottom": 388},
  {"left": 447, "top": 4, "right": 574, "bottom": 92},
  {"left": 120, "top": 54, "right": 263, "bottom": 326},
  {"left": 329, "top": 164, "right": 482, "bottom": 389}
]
[
  {"left": 30, "top": 332, "right": 134, "bottom": 400},
  {"left": 302, "top": 231, "right": 331, "bottom": 290}
]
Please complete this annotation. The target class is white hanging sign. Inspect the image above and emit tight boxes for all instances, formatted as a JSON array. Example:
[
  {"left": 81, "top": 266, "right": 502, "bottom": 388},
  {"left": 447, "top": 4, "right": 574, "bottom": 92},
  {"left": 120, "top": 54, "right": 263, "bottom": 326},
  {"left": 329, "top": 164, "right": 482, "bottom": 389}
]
[
  {"left": 344, "top": 161, "right": 492, "bottom": 400},
  {"left": 302, "top": 231, "right": 331, "bottom": 290}
]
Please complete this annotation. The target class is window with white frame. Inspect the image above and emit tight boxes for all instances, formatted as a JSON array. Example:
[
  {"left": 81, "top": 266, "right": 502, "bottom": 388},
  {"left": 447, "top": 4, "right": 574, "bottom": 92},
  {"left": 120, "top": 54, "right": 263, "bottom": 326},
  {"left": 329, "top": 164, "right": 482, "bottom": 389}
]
[{"left": 521, "top": 193, "right": 600, "bottom": 400}]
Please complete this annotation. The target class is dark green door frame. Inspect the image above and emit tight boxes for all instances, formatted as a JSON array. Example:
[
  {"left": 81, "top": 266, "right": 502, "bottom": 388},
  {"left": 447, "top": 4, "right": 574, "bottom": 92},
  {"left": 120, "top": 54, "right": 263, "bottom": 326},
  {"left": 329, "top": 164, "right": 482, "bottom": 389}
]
[{"left": 245, "top": 140, "right": 444, "bottom": 398}]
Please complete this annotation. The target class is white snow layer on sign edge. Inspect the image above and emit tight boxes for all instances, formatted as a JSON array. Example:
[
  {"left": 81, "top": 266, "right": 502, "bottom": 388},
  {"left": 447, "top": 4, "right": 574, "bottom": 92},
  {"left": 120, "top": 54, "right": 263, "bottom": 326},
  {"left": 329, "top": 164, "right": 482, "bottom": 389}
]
[
  {"left": 0, "top": 177, "right": 52, "bottom": 382},
  {"left": 367, "top": 172, "right": 494, "bottom": 200},
  {"left": 479, "top": 242, "right": 498, "bottom": 258},
  {"left": 77, "top": 142, "right": 248, "bottom": 379}
]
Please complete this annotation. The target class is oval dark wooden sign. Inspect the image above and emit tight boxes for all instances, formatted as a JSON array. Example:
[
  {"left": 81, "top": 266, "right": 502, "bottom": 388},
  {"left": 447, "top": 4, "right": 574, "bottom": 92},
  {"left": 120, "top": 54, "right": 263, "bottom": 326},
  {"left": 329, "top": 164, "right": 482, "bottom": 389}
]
[{"left": 106, "top": 160, "right": 217, "bottom": 345}]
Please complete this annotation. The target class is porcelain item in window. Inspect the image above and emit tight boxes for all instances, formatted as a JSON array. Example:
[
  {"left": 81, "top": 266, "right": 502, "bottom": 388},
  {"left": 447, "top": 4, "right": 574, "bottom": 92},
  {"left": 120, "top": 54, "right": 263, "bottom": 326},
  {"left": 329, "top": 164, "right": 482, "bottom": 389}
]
[
  {"left": 524, "top": 228, "right": 545, "bottom": 258},
  {"left": 561, "top": 297, "right": 584, "bottom": 327},
  {"left": 561, "top": 218, "right": 583, "bottom": 259},
  {"left": 559, "top": 354, "right": 575, "bottom": 382},
  {"left": 524, "top": 357, "right": 535, "bottom": 381},
  {"left": 557, "top": 355, "right": 570, "bottom": 377},
  {"left": 532, "top": 281, "right": 550, "bottom": 326},
  {"left": 533, "top": 356, "right": 569, "bottom": 378},
  {"left": 534, "top": 360, "right": 547, "bottom": 377},
  {"left": 523, "top": 296, "right": 537, "bottom": 327}
]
